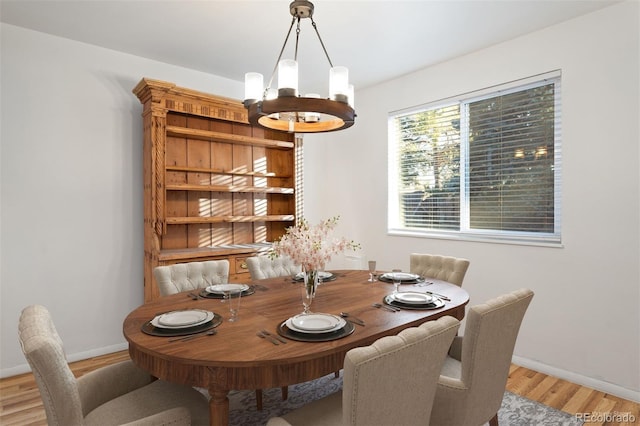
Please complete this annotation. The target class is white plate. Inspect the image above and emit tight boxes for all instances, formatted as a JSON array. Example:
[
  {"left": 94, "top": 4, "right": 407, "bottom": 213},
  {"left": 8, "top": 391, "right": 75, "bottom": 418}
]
[
  {"left": 294, "top": 271, "right": 334, "bottom": 280},
  {"left": 205, "top": 283, "right": 250, "bottom": 294},
  {"left": 286, "top": 314, "right": 346, "bottom": 334},
  {"left": 153, "top": 310, "right": 214, "bottom": 329},
  {"left": 381, "top": 272, "right": 421, "bottom": 281},
  {"left": 392, "top": 292, "right": 435, "bottom": 305}
]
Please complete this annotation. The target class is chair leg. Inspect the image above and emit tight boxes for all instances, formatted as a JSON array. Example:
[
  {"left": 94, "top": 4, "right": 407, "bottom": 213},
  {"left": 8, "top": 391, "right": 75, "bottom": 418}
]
[
  {"left": 281, "top": 386, "right": 288, "bottom": 400},
  {"left": 489, "top": 413, "right": 499, "bottom": 426},
  {"left": 255, "top": 389, "right": 263, "bottom": 411}
]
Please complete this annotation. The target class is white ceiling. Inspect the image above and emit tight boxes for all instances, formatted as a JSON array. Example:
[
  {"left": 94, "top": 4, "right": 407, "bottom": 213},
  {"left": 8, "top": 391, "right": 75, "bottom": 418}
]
[{"left": 1, "top": 0, "right": 619, "bottom": 95}]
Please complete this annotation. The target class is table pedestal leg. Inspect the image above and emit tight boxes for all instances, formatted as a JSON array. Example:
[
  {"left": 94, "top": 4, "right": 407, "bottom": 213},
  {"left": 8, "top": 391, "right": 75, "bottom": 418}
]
[{"left": 208, "top": 387, "right": 229, "bottom": 426}]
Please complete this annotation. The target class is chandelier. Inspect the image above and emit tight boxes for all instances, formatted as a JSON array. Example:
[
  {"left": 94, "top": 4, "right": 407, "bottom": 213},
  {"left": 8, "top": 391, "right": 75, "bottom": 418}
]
[{"left": 243, "top": 0, "right": 356, "bottom": 133}]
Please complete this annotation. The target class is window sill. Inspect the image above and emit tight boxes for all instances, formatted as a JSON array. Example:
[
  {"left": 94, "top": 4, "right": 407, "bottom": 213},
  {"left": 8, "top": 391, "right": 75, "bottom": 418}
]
[{"left": 387, "top": 228, "right": 563, "bottom": 248}]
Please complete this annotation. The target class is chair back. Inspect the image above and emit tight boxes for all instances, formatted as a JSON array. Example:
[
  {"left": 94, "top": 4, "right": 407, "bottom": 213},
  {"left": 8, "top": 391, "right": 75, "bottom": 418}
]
[
  {"left": 18, "top": 305, "right": 84, "bottom": 426},
  {"left": 409, "top": 253, "right": 470, "bottom": 286},
  {"left": 153, "top": 260, "right": 229, "bottom": 296},
  {"left": 343, "top": 316, "right": 460, "bottom": 426},
  {"left": 246, "top": 255, "right": 301, "bottom": 280},
  {"left": 432, "top": 288, "right": 534, "bottom": 425}
]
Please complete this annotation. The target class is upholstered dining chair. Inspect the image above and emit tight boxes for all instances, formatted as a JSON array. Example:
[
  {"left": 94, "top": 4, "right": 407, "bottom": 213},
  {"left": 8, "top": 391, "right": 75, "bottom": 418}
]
[
  {"left": 153, "top": 259, "right": 229, "bottom": 296},
  {"left": 18, "top": 304, "right": 209, "bottom": 426},
  {"left": 245, "top": 254, "right": 301, "bottom": 409},
  {"left": 429, "top": 288, "right": 535, "bottom": 426},
  {"left": 266, "top": 315, "right": 461, "bottom": 426},
  {"left": 245, "top": 254, "right": 301, "bottom": 280},
  {"left": 154, "top": 259, "right": 275, "bottom": 411},
  {"left": 409, "top": 253, "right": 470, "bottom": 287}
]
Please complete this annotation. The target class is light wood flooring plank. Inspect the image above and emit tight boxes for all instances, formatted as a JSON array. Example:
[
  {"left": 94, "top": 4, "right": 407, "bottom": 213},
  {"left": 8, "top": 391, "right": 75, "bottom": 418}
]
[{"left": 1, "top": 351, "right": 638, "bottom": 426}]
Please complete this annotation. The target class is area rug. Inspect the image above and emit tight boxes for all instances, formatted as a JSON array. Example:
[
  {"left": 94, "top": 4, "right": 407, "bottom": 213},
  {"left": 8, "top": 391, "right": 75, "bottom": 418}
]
[{"left": 224, "top": 373, "right": 583, "bottom": 425}]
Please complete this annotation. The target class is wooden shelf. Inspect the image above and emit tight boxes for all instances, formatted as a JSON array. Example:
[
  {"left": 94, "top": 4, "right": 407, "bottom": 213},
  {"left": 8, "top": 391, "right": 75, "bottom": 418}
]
[
  {"left": 159, "top": 243, "right": 272, "bottom": 262},
  {"left": 165, "top": 165, "right": 290, "bottom": 178},
  {"left": 166, "top": 126, "right": 294, "bottom": 149},
  {"left": 165, "top": 184, "right": 294, "bottom": 194},
  {"left": 166, "top": 215, "right": 295, "bottom": 225},
  {"left": 134, "top": 78, "right": 298, "bottom": 302}
]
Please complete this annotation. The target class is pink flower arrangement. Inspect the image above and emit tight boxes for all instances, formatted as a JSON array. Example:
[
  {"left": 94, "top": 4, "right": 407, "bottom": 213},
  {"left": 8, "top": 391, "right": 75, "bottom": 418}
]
[{"left": 270, "top": 216, "right": 360, "bottom": 271}]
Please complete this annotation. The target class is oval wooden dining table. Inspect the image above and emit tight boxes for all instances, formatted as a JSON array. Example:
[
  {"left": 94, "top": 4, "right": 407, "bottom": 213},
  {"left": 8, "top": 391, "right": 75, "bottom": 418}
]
[{"left": 122, "top": 270, "right": 470, "bottom": 426}]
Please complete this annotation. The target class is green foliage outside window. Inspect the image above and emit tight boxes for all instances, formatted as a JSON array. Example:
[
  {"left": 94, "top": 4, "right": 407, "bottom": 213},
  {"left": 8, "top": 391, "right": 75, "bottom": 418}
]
[{"left": 390, "top": 75, "right": 560, "bottom": 243}]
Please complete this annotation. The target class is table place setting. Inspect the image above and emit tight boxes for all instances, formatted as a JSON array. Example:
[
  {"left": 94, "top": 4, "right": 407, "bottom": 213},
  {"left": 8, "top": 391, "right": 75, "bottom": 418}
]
[
  {"left": 377, "top": 271, "right": 430, "bottom": 285},
  {"left": 198, "top": 283, "right": 255, "bottom": 299},
  {"left": 276, "top": 312, "right": 356, "bottom": 342},
  {"left": 141, "top": 308, "right": 222, "bottom": 337},
  {"left": 383, "top": 291, "right": 446, "bottom": 311},
  {"left": 291, "top": 270, "right": 337, "bottom": 283}
]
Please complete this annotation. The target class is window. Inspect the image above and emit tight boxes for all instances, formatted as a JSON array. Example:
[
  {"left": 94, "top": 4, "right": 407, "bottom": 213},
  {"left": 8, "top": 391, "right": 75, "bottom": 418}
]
[{"left": 388, "top": 72, "right": 561, "bottom": 245}]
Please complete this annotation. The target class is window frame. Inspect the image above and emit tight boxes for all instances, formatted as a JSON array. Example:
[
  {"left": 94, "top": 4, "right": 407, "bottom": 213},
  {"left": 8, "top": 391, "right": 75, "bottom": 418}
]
[{"left": 387, "top": 71, "right": 562, "bottom": 247}]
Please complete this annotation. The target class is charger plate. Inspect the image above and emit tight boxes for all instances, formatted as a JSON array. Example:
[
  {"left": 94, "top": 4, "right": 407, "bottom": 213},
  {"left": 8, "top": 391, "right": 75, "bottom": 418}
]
[
  {"left": 380, "top": 272, "right": 420, "bottom": 281},
  {"left": 142, "top": 313, "right": 223, "bottom": 337},
  {"left": 292, "top": 271, "right": 337, "bottom": 283},
  {"left": 277, "top": 319, "right": 355, "bottom": 342},
  {"left": 154, "top": 309, "right": 214, "bottom": 328},
  {"left": 199, "top": 286, "right": 255, "bottom": 299},
  {"left": 391, "top": 292, "right": 436, "bottom": 305},
  {"left": 287, "top": 313, "right": 346, "bottom": 333},
  {"left": 383, "top": 295, "right": 445, "bottom": 310},
  {"left": 206, "top": 284, "right": 250, "bottom": 294},
  {"left": 378, "top": 272, "right": 424, "bottom": 284}
]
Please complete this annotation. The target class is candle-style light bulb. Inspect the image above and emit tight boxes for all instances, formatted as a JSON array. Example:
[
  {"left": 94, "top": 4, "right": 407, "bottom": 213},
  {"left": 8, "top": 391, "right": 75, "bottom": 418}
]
[
  {"left": 278, "top": 59, "right": 298, "bottom": 97},
  {"left": 244, "top": 72, "right": 263, "bottom": 105}
]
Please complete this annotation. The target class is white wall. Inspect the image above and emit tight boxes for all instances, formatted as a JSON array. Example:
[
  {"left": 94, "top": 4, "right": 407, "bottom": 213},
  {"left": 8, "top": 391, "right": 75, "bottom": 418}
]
[
  {"left": 0, "top": 24, "right": 244, "bottom": 375},
  {"left": 305, "top": 1, "right": 639, "bottom": 400},
  {"left": 1, "top": 1, "right": 638, "bottom": 402}
]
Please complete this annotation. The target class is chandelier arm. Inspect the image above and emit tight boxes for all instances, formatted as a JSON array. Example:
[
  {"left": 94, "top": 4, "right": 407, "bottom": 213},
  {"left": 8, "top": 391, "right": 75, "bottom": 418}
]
[
  {"left": 294, "top": 17, "right": 301, "bottom": 61},
  {"left": 266, "top": 15, "right": 298, "bottom": 95},
  {"left": 310, "top": 18, "right": 334, "bottom": 68}
]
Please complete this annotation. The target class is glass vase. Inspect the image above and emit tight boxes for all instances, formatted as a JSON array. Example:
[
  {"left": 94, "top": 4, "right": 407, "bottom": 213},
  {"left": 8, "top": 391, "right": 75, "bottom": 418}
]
[{"left": 301, "top": 268, "right": 319, "bottom": 314}]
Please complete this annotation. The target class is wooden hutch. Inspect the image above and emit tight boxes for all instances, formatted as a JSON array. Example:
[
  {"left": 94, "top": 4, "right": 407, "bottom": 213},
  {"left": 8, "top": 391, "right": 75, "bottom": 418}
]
[{"left": 133, "top": 78, "right": 299, "bottom": 302}]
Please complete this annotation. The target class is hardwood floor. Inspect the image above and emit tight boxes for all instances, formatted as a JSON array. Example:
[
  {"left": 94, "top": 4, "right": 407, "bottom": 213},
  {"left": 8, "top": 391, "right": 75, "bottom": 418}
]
[
  {"left": 0, "top": 351, "right": 130, "bottom": 426},
  {"left": 506, "top": 364, "right": 639, "bottom": 425},
  {"left": 1, "top": 350, "right": 638, "bottom": 425}
]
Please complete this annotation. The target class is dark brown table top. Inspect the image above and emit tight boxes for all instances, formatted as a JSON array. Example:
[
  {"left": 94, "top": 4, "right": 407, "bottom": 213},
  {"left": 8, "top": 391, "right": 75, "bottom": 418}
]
[{"left": 123, "top": 269, "right": 470, "bottom": 426}]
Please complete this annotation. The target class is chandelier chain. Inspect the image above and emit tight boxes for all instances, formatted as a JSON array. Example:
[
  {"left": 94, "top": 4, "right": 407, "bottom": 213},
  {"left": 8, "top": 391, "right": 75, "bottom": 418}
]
[
  {"left": 310, "top": 18, "right": 334, "bottom": 68},
  {"left": 295, "top": 18, "right": 301, "bottom": 61},
  {"left": 266, "top": 15, "right": 298, "bottom": 97}
]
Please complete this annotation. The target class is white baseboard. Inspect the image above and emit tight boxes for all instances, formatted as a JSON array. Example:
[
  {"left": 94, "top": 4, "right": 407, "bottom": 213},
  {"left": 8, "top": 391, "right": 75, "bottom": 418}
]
[
  {"left": 1, "top": 342, "right": 128, "bottom": 379},
  {"left": 5, "top": 345, "right": 638, "bottom": 404},
  {"left": 512, "top": 355, "right": 640, "bottom": 403}
]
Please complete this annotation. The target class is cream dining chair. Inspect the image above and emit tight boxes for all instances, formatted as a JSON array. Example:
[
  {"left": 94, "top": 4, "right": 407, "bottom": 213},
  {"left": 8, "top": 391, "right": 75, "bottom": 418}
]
[
  {"left": 245, "top": 254, "right": 301, "bottom": 280},
  {"left": 245, "top": 254, "right": 300, "bottom": 409},
  {"left": 429, "top": 288, "right": 534, "bottom": 426},
  {"left": 18, "top": 305, "right": 209, "bottom": 426},
  {"left": 266, "top": 315, "right": 461, "bottom": 426},
  {"left": 410, "top": 253, "right": 470, "bottom": 287},
  {"left": 154, "top": 259, "right": 275, "bottom": 411},
  {"left": 153, "top": 259, "right": 229, "bottom": 296}
]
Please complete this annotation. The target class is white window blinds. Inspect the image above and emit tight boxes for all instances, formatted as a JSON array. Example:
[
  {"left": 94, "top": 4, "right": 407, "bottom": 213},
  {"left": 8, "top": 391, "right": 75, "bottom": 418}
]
[{"left": 388, "top": 72, "right": 561, "bottom": 245}]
